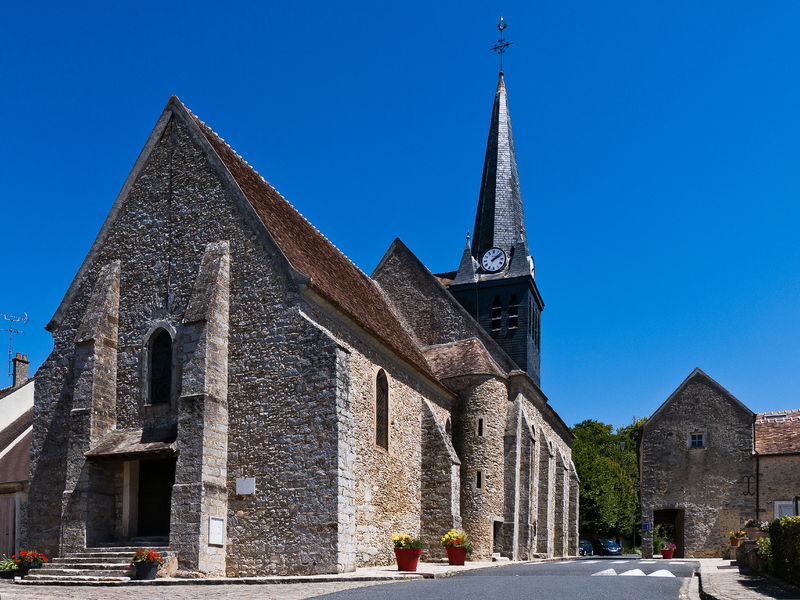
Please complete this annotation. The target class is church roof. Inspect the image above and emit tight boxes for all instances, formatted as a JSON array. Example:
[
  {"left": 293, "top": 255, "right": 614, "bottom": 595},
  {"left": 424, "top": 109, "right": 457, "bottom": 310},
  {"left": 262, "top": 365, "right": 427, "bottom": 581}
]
[
  {"left": 755, "top": 410, "right": 800, "bottom": 455},
  {"left": 470, "top": 73, "right": 529, "bottom": 265},
  {"left": 185, "top": 102, "right": 435, "bottom": 381},
  {"left": 423, "top": 338, "right": 506, "bottom": 380}
]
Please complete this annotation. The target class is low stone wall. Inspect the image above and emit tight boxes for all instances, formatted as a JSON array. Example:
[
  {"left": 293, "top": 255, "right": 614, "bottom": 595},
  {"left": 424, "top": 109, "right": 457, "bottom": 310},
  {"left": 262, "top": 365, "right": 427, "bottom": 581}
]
[{"left": 735, "top": 540, "right": 764, "bottom": 572}]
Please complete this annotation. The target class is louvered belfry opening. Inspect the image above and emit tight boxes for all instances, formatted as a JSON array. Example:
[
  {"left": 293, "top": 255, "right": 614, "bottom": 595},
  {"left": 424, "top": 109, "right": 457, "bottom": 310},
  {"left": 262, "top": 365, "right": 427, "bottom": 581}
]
[{"left": 375, "top": 370, "right": 389, "bottom": 450}]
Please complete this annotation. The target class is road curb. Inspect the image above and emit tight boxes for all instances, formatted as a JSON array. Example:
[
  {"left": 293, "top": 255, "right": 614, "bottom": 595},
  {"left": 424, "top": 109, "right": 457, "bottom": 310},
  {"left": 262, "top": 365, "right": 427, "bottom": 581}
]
[{"left": 13, "top": 557, "right": 582, "bottom": 587}]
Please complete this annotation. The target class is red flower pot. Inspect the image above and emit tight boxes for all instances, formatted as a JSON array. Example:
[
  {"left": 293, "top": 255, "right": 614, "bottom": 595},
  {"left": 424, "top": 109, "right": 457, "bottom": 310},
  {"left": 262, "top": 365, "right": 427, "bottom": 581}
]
[
  {"left": 446, "top": 546, "right": 467, "bottom": 565},
  {"left": 661, "top": 548, "right": 674, "bottom": 559},
  {"left": 394, "top": 548, "right": 422, "bottom": 571},
  {"left": 730, "top": 537, "right": 741, "bottom": 547}
]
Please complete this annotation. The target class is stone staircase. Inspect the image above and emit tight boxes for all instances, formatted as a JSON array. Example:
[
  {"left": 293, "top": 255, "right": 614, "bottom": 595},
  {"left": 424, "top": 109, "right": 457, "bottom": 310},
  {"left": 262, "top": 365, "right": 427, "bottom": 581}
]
[{"left": 20, "top": 539, "right": 169, "bottom": 584}]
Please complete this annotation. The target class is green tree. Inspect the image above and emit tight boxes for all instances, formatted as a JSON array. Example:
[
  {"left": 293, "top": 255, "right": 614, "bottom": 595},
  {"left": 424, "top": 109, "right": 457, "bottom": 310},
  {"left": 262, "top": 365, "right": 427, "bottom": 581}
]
[{"left": 571, "top": 417, "right": 645, "bottom": 541}]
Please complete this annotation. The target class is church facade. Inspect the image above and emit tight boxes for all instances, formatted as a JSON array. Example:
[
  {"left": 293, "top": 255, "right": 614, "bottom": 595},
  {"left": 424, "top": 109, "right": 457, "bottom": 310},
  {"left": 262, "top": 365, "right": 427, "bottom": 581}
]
[{"left": 24, "top": 73, "right": 578, "bottom": 576}]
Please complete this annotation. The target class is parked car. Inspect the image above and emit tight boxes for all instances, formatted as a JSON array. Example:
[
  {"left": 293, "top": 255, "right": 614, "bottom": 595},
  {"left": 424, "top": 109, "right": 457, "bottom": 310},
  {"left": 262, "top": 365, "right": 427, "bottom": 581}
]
[
  {"left": 579, "top": 540, "right": 593, "bottom": 556},
  {"left": 592, "top": 539, "right": 622, "bottom": 556}
]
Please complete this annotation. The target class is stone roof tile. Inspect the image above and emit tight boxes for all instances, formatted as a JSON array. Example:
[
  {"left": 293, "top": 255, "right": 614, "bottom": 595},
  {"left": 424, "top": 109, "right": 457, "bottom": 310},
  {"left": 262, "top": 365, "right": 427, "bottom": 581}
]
[{"left": 422, "top": 338, "right": 506, "bottom": 380}]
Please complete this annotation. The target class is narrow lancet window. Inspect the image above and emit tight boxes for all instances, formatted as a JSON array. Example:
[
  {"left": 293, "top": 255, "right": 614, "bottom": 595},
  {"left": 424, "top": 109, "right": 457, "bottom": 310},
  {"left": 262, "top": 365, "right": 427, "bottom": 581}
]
[
  {"left": 150, "top": 329, "right": 172, "bottom": 404},
  {"left": 376, "top": 370, "right": 389, "bottom": 450}
]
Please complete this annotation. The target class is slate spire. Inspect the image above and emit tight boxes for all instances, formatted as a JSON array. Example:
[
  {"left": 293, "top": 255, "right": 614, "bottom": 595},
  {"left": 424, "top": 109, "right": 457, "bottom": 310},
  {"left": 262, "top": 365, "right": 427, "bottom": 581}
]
[{"left": 471, "top": 72, "right": 529, "bottom": 265}]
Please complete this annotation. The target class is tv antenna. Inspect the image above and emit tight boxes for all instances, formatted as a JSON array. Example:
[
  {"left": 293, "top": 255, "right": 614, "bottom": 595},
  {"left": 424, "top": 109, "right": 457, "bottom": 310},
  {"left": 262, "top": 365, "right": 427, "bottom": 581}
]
[{"left": 0, "top": 312, "right": 28, "bottom": 377}]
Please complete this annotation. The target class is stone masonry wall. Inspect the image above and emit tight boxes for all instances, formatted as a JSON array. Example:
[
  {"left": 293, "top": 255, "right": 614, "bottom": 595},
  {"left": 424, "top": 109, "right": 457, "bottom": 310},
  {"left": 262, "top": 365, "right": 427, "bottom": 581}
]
[
  {"left": 421, "top": 400, "right": 461, "bottom": 560},
  {"left": 758, "top": 454, "right": 800, "bottom": 520},
  {"left": 640, "top": 375, "right": 756, "bottom": 558},
  {"left": 449, "top": 375, "right": 507, "bottom": 560},
  {"left": 300, "top": 296, "right": 455, "bottom": 569}
]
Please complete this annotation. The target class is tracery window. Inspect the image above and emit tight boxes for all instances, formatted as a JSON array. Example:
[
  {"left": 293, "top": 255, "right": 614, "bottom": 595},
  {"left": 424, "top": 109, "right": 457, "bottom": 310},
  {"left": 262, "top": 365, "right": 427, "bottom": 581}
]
[
  {"left": 375, "top": 370, "right": 389, "bottom": 450},
  {"left": 149, "top": 329, "right": 172, "bottom": 405}
]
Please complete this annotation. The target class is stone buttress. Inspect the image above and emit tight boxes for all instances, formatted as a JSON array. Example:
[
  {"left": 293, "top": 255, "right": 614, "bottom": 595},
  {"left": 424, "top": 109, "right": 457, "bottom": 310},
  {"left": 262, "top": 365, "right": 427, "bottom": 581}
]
[
  {"left": 61, "top": 261, "right": 120, "bottom": 552},
  {"left": 171, "top": 241, "right": 230, "bottom": 575}
]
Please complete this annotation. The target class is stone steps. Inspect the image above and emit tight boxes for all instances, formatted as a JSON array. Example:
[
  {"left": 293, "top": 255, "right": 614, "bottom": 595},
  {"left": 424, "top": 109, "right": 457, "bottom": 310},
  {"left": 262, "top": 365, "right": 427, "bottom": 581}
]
[
  {"left": 22, "top": 573, "right": 132, "bottom": 583},
  {"left": 20, "top": 545, "right": 170, "bottom": 584}
]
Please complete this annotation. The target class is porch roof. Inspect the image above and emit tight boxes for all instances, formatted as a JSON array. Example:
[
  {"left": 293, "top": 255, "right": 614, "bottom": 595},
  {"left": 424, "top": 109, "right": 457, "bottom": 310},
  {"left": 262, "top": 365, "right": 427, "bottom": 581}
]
[{"left": 85, "top": 426, "right": 177, "bottom": 459}]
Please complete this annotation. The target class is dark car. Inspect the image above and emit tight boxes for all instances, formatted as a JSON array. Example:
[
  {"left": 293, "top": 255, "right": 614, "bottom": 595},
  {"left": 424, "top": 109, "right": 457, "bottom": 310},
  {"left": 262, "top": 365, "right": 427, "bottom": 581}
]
[
  {"left": 579, "top": 540, "right": 593, "bottom": 556},
  {"left": 593, "top": 539, "right": 622, "bottom": 556}
]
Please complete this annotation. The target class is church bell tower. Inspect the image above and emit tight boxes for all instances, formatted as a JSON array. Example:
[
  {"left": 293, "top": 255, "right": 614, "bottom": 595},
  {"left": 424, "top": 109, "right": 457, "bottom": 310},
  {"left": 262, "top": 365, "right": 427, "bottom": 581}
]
[{"left": 449, "top": 68, "right": 544, "bottom": 385}]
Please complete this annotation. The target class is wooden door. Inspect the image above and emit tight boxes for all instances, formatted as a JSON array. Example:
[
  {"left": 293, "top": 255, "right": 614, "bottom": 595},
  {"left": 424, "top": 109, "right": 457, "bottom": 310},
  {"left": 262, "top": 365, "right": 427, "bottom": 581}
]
[{"left": 0, "top": 495, "right": 15, "bottom": 557}]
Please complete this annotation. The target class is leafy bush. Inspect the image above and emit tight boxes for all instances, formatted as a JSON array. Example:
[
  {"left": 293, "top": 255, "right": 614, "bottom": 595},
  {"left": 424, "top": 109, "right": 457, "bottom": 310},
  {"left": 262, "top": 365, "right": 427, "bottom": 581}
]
[
  {"left": 767, "top": 516, "right": 800, "bottom": 587},
  {"left": 756, "top": 537, "right": 772, "bottom": 573}
]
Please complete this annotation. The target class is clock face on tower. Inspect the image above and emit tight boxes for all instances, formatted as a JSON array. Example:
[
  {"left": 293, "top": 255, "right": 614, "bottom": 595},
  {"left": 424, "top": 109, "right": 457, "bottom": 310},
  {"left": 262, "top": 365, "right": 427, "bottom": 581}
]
[{"left": 481, "top": 247, "right": 507, "bottom": 273}]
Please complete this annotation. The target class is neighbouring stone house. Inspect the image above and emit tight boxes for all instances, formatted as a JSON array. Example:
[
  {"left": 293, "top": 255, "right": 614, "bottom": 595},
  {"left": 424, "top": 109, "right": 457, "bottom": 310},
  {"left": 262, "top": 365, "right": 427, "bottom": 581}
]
[
  {"left": 640, "top": 368, "right": 800, "bottom": 558},
  {"left": 24, "top": 71, "right": 578, "bottom": 576},
  {"left": 0, "top": 354, "right": 34, "bottom": 557}
]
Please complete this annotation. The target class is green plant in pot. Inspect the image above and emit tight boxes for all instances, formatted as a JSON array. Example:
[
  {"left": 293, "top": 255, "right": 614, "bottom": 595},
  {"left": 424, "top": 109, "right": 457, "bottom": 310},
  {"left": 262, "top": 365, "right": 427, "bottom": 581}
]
[
  {"left": 10, "top": 551, "right": 48, "bottom": 577},
  {"left": 391, "top": 533, "right": 424, "bottom": 572},
  {"left": 130, "top": 548, "right": 164, "bottom": 580},
  {"left": 0, "top": 556, "right": 17, "bottom": 579},
  {"left": 440, "top": 529, "right": 474, "bottom": 565}
]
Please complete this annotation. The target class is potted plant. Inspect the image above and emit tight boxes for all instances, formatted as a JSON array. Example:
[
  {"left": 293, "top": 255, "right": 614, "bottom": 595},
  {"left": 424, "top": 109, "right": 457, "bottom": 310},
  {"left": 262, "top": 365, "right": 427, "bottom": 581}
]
[
  {"left": 729, "top": 530, "right": 746, "bottom": 547},
  {"left": 391, "top": 533, "right": 424, "bottom": 572},
  {"left": 11, "top": 551, "right": 48, "bottom": 577},
  {"left": 440, "top": 529, "right": 474, "bottom": 565},
  {"left": 660, "top": 541, "right": 676, "bottom": 559},
  {"left": 130, "top": 548, "right": 163, "bottom": 580},
  {"left": 744, "top": 519, "right": 766, "bottom": 540},
  {"left": 0, "top": 556, "right": 17, "bottom": 579}
]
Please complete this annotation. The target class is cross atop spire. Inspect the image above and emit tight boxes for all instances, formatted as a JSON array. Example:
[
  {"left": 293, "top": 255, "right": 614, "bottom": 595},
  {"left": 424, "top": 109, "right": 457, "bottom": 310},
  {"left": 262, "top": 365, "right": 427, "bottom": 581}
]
[{"left": 490, "top": 16, "right": 513, "bottom": 72}]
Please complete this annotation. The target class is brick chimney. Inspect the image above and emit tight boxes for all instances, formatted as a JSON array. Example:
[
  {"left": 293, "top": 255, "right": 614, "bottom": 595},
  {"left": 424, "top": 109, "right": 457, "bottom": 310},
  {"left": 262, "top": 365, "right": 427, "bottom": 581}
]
[{"left": 12, "top": 353, "right": 29, "bottom": 388}]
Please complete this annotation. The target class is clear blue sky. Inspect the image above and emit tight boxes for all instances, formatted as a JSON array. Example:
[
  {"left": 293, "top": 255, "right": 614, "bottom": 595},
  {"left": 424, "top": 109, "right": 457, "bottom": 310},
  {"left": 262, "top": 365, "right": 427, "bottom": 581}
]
[{"left": 2, "top": 1, "right": 799, "bottom": 429}]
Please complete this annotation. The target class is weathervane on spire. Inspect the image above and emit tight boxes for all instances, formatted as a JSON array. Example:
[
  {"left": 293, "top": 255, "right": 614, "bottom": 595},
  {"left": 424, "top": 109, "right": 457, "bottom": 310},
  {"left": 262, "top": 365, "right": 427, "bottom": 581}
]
[{"left": 490, "top": 16, "right": 513, "bottom": 73}]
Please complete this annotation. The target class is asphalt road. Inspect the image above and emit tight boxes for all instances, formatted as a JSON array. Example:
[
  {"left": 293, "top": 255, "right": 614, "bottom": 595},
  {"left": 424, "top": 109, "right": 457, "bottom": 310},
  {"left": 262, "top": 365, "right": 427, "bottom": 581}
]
[{"left": 314, "top": 556, "right": 698, "bottom": 600}]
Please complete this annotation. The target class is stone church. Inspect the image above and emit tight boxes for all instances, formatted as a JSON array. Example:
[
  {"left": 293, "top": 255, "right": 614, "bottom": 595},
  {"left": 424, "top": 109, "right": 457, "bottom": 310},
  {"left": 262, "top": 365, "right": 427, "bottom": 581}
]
[{"left": 24, "top": 71, "right": 579, "bottom": 576}]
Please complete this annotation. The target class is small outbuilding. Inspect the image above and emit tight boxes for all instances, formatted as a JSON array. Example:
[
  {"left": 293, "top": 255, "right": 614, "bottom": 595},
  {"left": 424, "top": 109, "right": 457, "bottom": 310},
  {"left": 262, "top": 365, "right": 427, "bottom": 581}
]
[{"left": 640, "top": 368, "right": 799, "bottom": 558}]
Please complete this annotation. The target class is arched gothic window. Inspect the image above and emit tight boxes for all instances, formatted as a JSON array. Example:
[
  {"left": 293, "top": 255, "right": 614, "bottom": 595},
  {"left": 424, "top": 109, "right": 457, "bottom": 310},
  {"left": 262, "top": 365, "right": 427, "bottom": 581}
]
[
  {"left": 375, "top": 370, "right": 389, "bottom": 450},
  {"left": 149, "top": 329, "right": 173, "bottom": 405}
]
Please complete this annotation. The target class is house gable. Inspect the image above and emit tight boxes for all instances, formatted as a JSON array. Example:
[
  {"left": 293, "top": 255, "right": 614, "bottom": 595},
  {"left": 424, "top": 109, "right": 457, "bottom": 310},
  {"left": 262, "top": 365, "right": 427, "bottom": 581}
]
[{"left": 644, "top": 367, "right": 754, "bottom": 434}]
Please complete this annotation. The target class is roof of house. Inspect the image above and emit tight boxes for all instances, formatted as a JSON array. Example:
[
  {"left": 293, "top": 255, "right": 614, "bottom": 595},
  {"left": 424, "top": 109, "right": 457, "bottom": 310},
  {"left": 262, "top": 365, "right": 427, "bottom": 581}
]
[
  {"left": 183, "top": 101, "right": 435, "bottom": 381},
  {"left": 755, "top": 409, "right": 800, "bottom": 455},
  {"left": 0, "top": 406, "right": 32, "bottom": 484}
]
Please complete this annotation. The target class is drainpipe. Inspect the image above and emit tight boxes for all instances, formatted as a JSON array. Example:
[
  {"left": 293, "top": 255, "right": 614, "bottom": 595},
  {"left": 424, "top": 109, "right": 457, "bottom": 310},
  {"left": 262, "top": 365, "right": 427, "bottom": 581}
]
[
  {"left": 756, "top": 451, "right": 760, "bottom": 520},
  {"left": 753, "top": 415, "right": 760, "bottom": 520}
]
